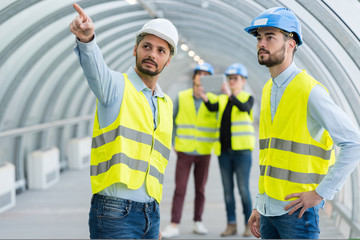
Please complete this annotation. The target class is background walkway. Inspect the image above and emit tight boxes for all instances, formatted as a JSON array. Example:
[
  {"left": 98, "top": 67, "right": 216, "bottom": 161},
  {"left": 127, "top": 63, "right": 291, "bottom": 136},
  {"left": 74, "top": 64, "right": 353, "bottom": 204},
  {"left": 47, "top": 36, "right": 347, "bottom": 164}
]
[{"left": 0, "top": 148, "right": 345, "bottom": 239}]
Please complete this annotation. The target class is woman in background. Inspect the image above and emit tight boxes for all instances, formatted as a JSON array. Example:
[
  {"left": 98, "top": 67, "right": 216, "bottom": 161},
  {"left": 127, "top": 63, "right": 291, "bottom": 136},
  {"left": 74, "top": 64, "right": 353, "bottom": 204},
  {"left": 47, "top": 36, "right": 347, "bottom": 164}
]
[{"left": 200, "top": 63, "right": 255, "bottom": 237}]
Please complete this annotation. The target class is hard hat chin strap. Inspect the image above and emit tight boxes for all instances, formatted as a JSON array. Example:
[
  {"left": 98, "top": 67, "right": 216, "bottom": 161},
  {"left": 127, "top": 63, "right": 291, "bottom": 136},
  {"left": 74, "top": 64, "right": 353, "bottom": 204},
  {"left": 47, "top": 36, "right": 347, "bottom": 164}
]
[{"left": 278, "top": 29, "right": 293, "bottom": 38}]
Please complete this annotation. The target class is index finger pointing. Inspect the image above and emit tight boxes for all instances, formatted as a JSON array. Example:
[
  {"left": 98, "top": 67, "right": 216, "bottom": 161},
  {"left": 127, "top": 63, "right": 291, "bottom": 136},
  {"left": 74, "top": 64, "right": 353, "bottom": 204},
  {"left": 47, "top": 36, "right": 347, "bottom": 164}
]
[{"left": 73, "top": 3, "right": 87, "bottom": 18}]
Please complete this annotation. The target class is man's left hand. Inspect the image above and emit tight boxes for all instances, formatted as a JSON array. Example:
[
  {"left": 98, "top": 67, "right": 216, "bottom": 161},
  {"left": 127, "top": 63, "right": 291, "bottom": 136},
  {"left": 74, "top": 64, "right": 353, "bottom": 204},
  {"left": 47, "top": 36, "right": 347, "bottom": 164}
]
[{"left": 284, "top": 190, "right": 323, "bottom": 219}]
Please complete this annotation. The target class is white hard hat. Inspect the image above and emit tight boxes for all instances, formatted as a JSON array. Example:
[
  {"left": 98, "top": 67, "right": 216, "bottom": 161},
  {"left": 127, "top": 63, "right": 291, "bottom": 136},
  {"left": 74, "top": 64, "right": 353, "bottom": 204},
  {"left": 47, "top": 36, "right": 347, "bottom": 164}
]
[{"left": 137, "top": 18, "right": 179, "bottom": 55}]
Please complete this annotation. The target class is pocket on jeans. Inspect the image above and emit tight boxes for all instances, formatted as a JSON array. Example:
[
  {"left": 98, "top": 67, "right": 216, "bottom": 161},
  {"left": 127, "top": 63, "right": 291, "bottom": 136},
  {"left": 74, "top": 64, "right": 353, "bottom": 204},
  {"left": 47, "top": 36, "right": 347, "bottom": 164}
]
[{"left": 101, "top": 204, "right": 129, "bottom": 219}]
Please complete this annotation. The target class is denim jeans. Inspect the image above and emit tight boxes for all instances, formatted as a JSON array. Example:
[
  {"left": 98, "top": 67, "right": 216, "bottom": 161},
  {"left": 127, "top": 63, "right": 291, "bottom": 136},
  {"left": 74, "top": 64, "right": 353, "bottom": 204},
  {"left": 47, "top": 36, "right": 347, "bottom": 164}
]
[
  {"left": 89, "top": 194, "right": 160, "bottom": 239},
  {"left": 260, "top": 203, "right": 322, "bottom": 239},
  {"left": 218, "top": 149, "right": 253, "bottom": 224}
]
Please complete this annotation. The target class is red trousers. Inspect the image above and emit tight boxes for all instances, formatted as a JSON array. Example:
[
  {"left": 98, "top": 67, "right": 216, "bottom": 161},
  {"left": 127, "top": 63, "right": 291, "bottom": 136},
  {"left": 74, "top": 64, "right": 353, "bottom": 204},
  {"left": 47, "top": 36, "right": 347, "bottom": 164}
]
[{"left": 170, "top": 151, "right": 211, "bottom": 223}]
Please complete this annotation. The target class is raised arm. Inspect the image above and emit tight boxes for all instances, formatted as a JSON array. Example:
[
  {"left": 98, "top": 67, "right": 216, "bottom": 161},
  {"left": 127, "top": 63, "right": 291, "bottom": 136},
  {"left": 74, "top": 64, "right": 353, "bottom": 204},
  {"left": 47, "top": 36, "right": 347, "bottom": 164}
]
[
  {"left": 70, "top": 3, "right": 123, "bottom": 106},
  {"left": 69, "top": 3, "right": 94, "bottom": 43},
  {"left": 200, "top": 92, "right": 219, "bottom": 112},
  {"left": 231, "top": 95, "right": 254, "bottom": 114}
]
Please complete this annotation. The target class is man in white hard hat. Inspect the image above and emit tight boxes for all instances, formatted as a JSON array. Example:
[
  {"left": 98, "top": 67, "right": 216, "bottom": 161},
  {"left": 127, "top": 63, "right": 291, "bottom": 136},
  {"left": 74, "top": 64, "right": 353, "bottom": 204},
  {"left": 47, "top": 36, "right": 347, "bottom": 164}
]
[{"left": 70, "top": 3, "right": 178, "bottom": 239}]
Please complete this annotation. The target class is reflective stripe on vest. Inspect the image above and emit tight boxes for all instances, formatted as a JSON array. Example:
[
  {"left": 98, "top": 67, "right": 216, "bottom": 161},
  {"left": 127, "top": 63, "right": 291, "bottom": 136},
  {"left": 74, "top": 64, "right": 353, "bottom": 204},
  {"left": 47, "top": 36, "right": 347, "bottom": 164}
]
[
  {"left": 176, "top": 134, "right": 218, "bottom": 142},
  {"left": 259, "top": 138, "right": 332, "bottom": 160},
  {"left": 91, "top": 125, "right": 171, "bottom": 162},
  {"left": 258, "top": 71, "right": 335, "bottom": 201},
  {"left": 176, "top": 123, "right": 218, "bottom": 143},
  {"left": 176, "top": 124, "right": 218, "bottom": 133},
  {"left": 232, "top": 120, "right": 253, "bottom": 126},
  {"left": 90, "top": 74, "right": 172, "bottom": 203},
  {"left": 174, "top": 89, "right": 218, "bottom": 154},
  {"left": 259, "top": 165, "right": 326, "bottom": 185}
]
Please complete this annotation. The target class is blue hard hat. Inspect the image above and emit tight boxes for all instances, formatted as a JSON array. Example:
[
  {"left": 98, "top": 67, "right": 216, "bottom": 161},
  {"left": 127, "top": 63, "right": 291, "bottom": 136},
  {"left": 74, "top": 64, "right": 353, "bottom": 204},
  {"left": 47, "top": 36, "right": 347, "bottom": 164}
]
[
  {"left": 194, "top": 62, "right": 214, "bottom": 75},
  {"left": 244, "top": 7, "right": 303, "bottom": 45},
  {"left": 225, "top": 63, "right": 248, "bottom": 78}
]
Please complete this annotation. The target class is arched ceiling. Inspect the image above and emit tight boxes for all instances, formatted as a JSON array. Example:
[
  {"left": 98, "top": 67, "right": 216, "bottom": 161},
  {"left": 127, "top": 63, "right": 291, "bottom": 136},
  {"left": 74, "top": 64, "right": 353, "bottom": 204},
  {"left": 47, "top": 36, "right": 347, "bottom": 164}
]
[
  {"left": 1, "top": 0, "right": 360, "bottom": 133},
  {"left": 1, "top": 1, "right": 360, "bottom": 235}
]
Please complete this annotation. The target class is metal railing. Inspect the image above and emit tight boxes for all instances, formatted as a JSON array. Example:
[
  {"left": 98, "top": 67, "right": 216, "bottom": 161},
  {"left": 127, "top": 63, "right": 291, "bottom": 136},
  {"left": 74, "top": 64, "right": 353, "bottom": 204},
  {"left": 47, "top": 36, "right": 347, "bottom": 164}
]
[
  {"left": 329, "top": 167, "right": 360, "bottom": 238},
  {"left": 0, "top": 115, "right": 93, "bottom": 139}
]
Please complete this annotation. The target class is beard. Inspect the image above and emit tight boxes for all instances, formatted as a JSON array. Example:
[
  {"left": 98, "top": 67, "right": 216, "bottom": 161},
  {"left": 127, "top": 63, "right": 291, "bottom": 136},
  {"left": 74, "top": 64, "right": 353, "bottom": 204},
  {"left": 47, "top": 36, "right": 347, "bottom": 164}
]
[
  {"left": 258, "top": 44, "right": 286, "bottom": 67},
  {"left": 136, "top": 53, "right": 167, "bottom": 77}
]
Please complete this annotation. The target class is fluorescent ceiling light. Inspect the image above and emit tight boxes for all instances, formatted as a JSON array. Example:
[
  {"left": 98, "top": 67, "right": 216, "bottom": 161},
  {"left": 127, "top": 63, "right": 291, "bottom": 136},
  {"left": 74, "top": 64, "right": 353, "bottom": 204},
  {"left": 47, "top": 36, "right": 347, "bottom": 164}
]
[
  {"left": 125, "top": 0, "right": 137, "bottom": 5},
  {"left": 181, "top": 43, "right": 189, "bottom": 51}
]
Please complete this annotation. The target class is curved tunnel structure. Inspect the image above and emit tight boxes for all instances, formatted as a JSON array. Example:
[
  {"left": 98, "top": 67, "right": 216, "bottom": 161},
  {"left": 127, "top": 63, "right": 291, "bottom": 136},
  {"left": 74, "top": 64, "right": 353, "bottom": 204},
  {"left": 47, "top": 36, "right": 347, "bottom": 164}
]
[{"left": 0, "top": 0, "right": 359, "bottom": 237}]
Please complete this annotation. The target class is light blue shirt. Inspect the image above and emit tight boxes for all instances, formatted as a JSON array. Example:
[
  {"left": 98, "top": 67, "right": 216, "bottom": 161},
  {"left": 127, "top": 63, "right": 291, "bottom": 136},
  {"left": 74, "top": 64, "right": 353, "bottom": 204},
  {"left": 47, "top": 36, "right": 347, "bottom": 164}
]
[
  {"left": 256, "top": 62, "right": 360, "bottom": 216},
  {"left": 74, "top": 35, "right": 165, "bottom": 203}
]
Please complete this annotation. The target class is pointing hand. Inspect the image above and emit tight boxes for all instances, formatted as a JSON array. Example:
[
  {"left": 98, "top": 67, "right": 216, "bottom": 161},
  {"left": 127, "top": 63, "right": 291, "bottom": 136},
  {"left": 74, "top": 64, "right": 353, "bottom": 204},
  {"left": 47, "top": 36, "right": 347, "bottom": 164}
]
[{"left": 69, "top": 3, "right": 94, "bottom": 43}]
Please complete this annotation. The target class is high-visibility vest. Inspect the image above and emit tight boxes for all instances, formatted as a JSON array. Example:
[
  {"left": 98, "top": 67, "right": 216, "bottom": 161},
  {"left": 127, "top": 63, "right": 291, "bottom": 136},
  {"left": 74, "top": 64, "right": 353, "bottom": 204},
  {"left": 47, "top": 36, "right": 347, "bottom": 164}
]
[
  {"left": 214, "top": 92, "right": 255, "bottom": 156},
  {"left": 174, "top": 89, "right": 218, "bottom": 154},
  {"left": 90, "top": 74, "right": 173, "bottom": 203},
  {"left": 259, "top": 71, "right": 335, "bottom": 201}
]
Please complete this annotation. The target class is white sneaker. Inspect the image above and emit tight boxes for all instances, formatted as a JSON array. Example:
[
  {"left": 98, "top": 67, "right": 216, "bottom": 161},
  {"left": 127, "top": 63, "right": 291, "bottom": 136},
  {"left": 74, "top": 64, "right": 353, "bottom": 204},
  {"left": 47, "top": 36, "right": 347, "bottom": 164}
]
[
  {"left": 193, "top": 221, "right": 208, "bottom": 235},
  {"left": 162, "top": 225, "right": 180, "bottom": 238}
]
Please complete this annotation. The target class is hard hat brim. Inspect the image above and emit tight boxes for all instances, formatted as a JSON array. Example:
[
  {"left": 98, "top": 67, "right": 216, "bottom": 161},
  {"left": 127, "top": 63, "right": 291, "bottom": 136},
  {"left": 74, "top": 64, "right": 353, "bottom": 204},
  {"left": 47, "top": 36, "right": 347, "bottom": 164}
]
[{"left": 137, "top": 29, "right": 177, "bottom": 55}]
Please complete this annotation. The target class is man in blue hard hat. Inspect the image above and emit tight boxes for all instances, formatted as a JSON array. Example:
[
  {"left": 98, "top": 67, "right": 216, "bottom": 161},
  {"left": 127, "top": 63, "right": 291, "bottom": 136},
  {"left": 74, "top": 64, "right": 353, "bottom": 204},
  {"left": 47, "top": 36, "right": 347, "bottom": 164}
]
[
  {"left": 162, "top": 63, "right": 218, "bottom": 238},
  {"left": 244, "top": 7, "right": 360, "bottom": 239}
]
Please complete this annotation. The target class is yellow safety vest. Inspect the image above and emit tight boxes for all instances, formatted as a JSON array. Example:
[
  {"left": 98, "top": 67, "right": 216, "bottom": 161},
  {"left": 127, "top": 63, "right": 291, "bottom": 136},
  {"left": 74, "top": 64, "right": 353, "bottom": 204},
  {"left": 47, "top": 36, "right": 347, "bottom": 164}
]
[
  {"left": 214, "top": 92, "right": 255, "bottom": 156},
  {"left": 174, "top": 89, "right": 218, "bottom": 154},
  {"left": 259, "top": 71, "right": 335, "bottom": 201},
  {"left": 90, "top": 74, "right": 173, "bottom": 203}
]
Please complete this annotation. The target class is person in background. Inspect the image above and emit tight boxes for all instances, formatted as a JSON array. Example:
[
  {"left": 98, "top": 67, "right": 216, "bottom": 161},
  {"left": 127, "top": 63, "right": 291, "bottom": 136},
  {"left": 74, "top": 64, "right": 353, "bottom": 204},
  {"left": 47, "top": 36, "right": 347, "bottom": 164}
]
[
  {"left": 70, "top": 3, "right": 178, "bottom": 239},
  {"left": 244, "top": 7, "right": 360, "bottom": 239},
  {"left": 200, "top": 63, "right": 255, "bottom": 237},
  {"left": 162, "top": 63, "right": 218, "bottom": 238}
]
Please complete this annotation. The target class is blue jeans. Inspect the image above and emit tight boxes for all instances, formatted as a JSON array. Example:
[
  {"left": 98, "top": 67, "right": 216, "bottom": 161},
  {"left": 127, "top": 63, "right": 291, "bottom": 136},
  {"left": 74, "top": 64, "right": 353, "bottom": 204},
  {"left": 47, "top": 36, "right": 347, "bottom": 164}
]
[
  {"left": 218, "top": 149, "right": 253, "bottom": 224},
  {"left": 260, "top": 204, "right": 321, "bottom": 239},
  {"left": 89, "top": 194, "right": 160, "bottom": 239}
]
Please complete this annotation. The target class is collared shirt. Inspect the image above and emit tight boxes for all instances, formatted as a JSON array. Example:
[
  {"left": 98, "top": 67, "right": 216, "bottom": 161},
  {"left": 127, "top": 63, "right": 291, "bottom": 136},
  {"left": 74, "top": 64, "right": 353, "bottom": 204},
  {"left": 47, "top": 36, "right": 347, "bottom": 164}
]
[
  {"left": 256, "top": 62, "right": 360, "bottom": 216},
  {"left": 75, "top": 36, "right": 165, "bottom": 203}
]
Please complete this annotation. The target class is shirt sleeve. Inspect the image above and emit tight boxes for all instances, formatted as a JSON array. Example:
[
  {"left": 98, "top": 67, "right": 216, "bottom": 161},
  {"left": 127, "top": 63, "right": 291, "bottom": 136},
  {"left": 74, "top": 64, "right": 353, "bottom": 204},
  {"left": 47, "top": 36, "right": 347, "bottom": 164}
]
[
  {"left": 74, "top": 35, "right": 124, "bottom": 107},
  {"left": 309, "top": 85, "right": 360, "bottom": 200},
  {"left": 172, "top": 96, "right": 179, "bottom": 146},
  {"left": 231, "top": 95, "right": 254, "bottom": 114},
  {"left": 204, "top": 100, "right": 219, "bottom": 111},
  {"left": 254, "top": 193, "right": 260, "bottom": 210}
]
